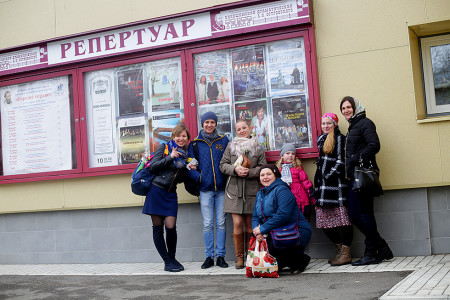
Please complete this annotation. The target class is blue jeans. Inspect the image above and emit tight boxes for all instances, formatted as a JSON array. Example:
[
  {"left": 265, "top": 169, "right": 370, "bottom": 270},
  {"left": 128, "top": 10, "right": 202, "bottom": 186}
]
[
  {"left": 348, "top": 180, "right": 387, "bottom": 253},
  {"left": 199, "top": 190, "right": 226, "bottom": 258}
]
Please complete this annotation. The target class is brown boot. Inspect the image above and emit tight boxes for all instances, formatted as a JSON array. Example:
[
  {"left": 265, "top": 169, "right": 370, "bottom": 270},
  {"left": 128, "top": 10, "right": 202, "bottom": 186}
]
[
  {"left": 330, "top": 245, "right": 352, "bottom": 266},
  {"left": 244, "top": 231, "right": 252, "bottom": 256},
  {"left": 233, "top": 233, "right": 245, "bottom": 269},
  {"left": 329, "top": 244, "right": 342, "bottom": 265}
]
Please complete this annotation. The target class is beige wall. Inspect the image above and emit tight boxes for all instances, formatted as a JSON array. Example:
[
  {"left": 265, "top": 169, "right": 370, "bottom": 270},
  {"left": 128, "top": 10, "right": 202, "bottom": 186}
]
[{"left": 0, "top": 0, "right": 449, "bottom": 213}]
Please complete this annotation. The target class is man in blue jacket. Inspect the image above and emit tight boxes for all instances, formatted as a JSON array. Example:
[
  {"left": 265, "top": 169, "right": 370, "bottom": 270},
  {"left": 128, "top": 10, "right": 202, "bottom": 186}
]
[{"left": 188, "top": 111, "right": 230, "bottom": 269}]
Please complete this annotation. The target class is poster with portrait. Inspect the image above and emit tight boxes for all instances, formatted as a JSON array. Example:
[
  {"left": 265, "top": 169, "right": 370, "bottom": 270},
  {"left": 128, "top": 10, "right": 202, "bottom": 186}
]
[
  {"left": 118, "top": 115, "right": 147, "bottom": 164},
  {"left": 194, "top": 51, "right": 231, "bottom": 106},
  {"left": 198, "top": 104, "right": 232, "bottom": 140},
  {"left": 267, "top": 38, "right": 306, "bottom": 97},
  {"left": 85, "top": 69, "right": 119, "bottom": 168},
  {"left": 272, "top": 96, "right": 311, "bottom": 149},
  {"left": 147, "top": 59, "right": 182, "bottom": 112},
  {"left": 234, "top": 99, "right": 271, "bottom": 150},
  {"left": 0, "top": 76, "right": 72, "bottom": 175},
  {"left": 231, "top": 46, "right": 267, "bottom": 102},
  {"left": 116, "top": 67, "right": 145, "bottom": 116},
  {"left": 149, "top": 111, "right": 183, "bottom": 153}
]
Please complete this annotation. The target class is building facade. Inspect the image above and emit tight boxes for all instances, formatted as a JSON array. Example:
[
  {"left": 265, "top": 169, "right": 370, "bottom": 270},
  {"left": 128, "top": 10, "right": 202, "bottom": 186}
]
[{"left": 0, "top": 0, "right": 449, "bottom": 264}]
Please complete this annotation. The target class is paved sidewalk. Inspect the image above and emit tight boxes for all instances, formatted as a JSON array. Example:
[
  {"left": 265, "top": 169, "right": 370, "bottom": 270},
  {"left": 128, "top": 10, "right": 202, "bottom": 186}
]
[{"left": 0, "top": 255, "right": 448, "bottom": 299}]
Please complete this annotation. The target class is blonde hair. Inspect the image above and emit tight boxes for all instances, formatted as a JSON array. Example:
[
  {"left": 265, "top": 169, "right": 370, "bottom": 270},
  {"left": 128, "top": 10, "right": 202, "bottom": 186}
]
[
  {"left": 275, "top": 156, "right": 302, "bottom": 170},
  {"left": 323, "top": 129, "right": 335, "bottom": 155}
]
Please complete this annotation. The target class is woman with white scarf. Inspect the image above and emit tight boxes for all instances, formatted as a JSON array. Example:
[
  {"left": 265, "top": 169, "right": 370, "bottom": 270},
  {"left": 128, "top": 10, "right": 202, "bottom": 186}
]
[{"left": 219, "top": 119, "right": 267, "bottom": 269}]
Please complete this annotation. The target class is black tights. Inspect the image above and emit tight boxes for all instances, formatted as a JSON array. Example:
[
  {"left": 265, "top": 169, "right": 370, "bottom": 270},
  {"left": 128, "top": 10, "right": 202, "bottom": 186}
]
[
  {"left": 322, "top": 225, "right": 353, "bottom": 247},
  {"left": 151, "top": 215, "right": 177, "bottom": 229}
]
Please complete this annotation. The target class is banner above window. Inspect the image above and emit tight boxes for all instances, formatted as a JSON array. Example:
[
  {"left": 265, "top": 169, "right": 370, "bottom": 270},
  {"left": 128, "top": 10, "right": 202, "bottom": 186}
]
[{"left": 0, "top": 0, "right": 312, "bottom": 76}]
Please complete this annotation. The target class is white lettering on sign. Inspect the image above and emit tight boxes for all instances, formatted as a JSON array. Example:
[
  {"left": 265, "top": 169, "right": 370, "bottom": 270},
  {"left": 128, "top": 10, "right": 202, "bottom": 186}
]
[{"left": 47, "top": 13, "right": 210, "bottom": 65}]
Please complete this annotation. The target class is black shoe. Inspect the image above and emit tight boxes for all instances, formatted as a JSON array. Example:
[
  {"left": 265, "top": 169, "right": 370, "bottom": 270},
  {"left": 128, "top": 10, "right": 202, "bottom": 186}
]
[
  {"left": 201, "top": 257, "right": 214, "bottom": 269},
  {"left": 377, "top": 245, "right": 394, "bottom": 262},
  {"left": 170, "top": 257, "right": 184, "bottom": 271},
  {"left": 164, "top": 261, "right": 181, "bottom": 272},
  {"left": 351, "top": 255, "right": 379, "bottom": 266},
  {"left": 216, "top": 256, "right": 229, "bottom": 268}
]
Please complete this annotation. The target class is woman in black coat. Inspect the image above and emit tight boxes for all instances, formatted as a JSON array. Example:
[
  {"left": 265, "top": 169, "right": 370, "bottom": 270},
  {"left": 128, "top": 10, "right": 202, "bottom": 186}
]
[{"left": 340, "top": 96, "right": 393, "bottom": 266}]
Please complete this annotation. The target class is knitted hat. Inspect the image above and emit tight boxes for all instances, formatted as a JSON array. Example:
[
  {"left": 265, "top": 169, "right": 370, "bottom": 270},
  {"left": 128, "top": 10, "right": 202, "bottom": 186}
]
[
  {"left": 201, "top": 111, "right": 218, "bottom": 127},
  {"left": 321, "top": 113, "right": 339, "bottom": 125},
  {"left": 259, "top": 164, "right": 281, "bottom": 179},
  {"left": 280, "top": 143, "right": 296, "bottom": 157}
]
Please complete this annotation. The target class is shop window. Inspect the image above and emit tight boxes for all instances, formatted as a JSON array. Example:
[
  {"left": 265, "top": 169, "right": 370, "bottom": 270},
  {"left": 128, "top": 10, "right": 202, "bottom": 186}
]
[
  {"left": 0, "top": 74, "right": 77, "bottom": 177},
  {"left": 421, "top": 34, "right": 450, "bottom": 116},
  {"left": 84, "top": 57, "right": 184, "bottom": 169},
  {"left": 193, "top": 37, "right": 313, "bottom": 152}
]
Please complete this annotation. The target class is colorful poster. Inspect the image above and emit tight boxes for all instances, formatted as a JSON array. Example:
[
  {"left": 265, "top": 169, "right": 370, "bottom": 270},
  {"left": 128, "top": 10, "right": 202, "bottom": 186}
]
[
  {"left": 116, "top": 67, "right": 144, "bottom": 116},
  {"left": 231, "top": 46, "right": 267, "bottom": 101},
  {"left": 149, "top": 111, "right": 183, "bottom": 153},
  {"left": 198, "top": 104, "right": 232, "bottom": 140},
  {"left": 194, "top": 51, "right": 231, "bottom": 105},
  {"left": 267, "top": 38, "right": 306, "bottom": 97},
  {"left": 147, "top": 58, "right": 182, "bottom": 112},
  {"left": 85, "top": 70, "right": 119, "bottom": 168},
  {"left": 0, "top": 76, "right": 72, "bottom": 175},
  {"left": 272, "top": 96, "right": 311, "bottom": 149},
  {"left": 118, "top": 115, "right": 147, "bottom": 164},
  {"left": 234, "top": 99, "right": 271, "bottom": 150}
]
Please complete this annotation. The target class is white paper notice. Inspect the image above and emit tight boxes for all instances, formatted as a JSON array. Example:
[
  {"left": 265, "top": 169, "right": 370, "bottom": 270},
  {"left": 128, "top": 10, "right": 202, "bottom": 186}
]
[
  {"left": 85, "top": 70, "right": 119, "bottom": 168},
  {"left": 0, "top": 76, "right": 72, "bottom": 175}
]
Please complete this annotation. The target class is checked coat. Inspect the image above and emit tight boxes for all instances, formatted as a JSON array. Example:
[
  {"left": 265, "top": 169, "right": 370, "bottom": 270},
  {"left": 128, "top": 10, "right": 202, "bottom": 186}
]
[{"left": 314, "top": 127, "right": 349, "bottom": 207}]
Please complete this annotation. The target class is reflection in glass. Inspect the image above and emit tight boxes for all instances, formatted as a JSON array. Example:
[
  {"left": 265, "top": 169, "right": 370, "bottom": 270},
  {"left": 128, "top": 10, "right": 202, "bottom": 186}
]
[{"left": 430, "top": 43, "right": 450, "bottom": 106}]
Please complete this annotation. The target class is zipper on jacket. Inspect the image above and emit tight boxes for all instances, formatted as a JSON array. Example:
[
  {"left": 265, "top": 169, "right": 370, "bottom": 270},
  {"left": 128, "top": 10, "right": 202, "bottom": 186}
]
[
  {"left": 195, "top": 135, "right": 226, "bottom": 192},
  {"left": 169, "top": 169, "right": 179, "bottom": 191}
]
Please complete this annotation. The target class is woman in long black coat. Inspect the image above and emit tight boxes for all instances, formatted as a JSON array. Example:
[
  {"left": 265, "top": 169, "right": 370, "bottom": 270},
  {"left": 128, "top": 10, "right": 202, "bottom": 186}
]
[{"left": 340, "top": 96, "right": 393, "bottom": 266}]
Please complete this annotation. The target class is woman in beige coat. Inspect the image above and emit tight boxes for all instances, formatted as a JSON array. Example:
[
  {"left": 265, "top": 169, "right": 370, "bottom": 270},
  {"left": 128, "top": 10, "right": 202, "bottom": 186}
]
[{"left": 219, "top": 119, "right": 267, "bottom": 269}]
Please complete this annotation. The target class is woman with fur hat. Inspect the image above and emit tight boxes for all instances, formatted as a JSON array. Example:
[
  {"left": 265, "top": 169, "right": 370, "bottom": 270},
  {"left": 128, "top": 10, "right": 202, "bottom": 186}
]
[
  {"left": 314, "top": 113, "right": 353, "bottom": 266},
  {"left": 219, "top": 119, "right": 267, "bottom": 269}
]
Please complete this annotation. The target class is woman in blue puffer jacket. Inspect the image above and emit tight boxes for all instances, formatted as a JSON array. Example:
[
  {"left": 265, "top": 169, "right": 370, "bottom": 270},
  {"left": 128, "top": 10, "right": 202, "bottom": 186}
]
[{"left": 252, "top": 164, "right": 312, "bottom": 274}]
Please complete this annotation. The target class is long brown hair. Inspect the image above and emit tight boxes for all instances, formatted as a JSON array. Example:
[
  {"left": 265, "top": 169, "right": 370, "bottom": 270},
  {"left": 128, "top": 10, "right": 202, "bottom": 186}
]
[{"left": 323, "top": 129, "right": 335, "bottom": 155}]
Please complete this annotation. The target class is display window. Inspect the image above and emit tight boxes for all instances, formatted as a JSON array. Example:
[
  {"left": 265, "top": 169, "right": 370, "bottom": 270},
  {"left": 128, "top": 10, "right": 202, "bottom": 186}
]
[
  {"left": 0, "top": 72, "right": 79, "bottom": 179},
  {"left": 82, "top": 56, "right": 185, "bottom": 170},
  {"left": 0, "top": 4, "right": 320, "bottom": 182},
  {"left": 188, "top": 31, "right": 319, "bottom": 160}
]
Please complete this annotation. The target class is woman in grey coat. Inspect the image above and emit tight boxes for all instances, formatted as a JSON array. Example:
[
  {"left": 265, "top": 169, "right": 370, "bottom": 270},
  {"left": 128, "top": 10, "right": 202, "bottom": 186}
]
[{"left": 219, "top": 119, "right": 266, "bottom": 269}]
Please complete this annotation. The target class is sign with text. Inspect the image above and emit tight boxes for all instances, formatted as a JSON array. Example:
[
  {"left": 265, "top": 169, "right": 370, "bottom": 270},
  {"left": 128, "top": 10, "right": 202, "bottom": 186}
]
[{"left": 0, "top": 0, "right": 310, "bottom": 76}]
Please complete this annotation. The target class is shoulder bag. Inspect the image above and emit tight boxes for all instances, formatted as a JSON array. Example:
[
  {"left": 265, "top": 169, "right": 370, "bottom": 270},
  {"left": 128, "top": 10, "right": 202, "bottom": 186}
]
[
  {"left": 352, "top": 156, "right": 383, "bottom": 196},
  {"left": 261, "top": 198, "right": 301, "bottom": 249}
]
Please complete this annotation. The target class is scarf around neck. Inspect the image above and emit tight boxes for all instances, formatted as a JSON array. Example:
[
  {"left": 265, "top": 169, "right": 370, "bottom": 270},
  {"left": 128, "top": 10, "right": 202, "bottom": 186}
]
[
  {"left": 167, "top": 139, "right": 188, "bottom": 169},
  {"left": 229, "top": 137, "right": 258, "bottom": 156},
  {"left": 281, "top": 162, "right": 293, "bottom": 185},
  {"left": 201, "top": 129, "right": 220, "bottom": 145}
]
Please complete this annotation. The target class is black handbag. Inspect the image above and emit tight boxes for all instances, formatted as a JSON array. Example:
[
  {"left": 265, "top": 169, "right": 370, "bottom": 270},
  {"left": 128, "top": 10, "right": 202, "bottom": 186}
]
[{"left": 352, "top": 157, "right": 383, "bottom": 196}]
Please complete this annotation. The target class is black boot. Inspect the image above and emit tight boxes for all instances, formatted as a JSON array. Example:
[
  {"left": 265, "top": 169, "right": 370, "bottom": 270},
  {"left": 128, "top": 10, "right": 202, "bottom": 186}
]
[
  {"left": 153, "top": 226, "right": 180, "bottom": 272},
  {"left": 377, "top": 244, "right": 394, "bottom": 262},
  {"left": 166, "top": 227, "right": 184, "bottom": 271},
  {"left": 352, "top": 248, "right": 379, "bottom": 266}
]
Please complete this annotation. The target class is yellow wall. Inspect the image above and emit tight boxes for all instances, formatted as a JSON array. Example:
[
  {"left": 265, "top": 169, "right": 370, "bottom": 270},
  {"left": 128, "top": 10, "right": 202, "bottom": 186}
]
[{"left": 0, "top": 0, "right": 450, "bottom": 213}]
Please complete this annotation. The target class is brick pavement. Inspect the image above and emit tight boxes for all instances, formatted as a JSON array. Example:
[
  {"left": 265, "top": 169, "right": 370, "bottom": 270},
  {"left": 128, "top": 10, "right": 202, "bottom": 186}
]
[{"left": 0, "top": 255, "right": 448, "bottom": 299}]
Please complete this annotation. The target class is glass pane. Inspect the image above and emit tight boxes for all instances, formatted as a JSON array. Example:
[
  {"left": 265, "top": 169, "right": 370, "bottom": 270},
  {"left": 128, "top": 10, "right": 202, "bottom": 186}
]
[
  {"left": 84, "top": 57, "right": 184, "bottom": 168},
  {"left": 0, "top": 75, "right": 76, "bottom": 176},
  {"left": 193, "top": 37, "right": 312, "bottom": 151},
  {"left": 430, "top": 43, "right": 450, "bottom": 106}
]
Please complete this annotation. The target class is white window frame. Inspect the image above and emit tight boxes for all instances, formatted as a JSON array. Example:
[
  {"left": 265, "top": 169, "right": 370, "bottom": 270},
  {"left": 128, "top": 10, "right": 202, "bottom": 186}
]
[{"left": 420, "top": 34, "right": 450, "bottom": 115}]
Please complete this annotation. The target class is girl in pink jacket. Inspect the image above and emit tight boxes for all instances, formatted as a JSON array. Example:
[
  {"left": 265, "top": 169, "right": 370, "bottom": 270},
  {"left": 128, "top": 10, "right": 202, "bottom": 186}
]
[{"left": 275, "top": 143, "right": 315, "bottom": 221}]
